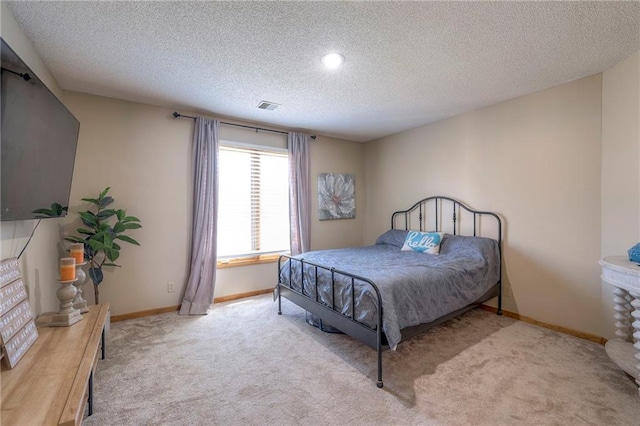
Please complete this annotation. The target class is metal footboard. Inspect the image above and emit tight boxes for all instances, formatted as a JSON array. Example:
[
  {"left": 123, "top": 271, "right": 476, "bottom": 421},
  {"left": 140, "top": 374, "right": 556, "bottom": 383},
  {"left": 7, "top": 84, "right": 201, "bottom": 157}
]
[{"left": 276, "top": 255, "right": 386, "bottom": 388}]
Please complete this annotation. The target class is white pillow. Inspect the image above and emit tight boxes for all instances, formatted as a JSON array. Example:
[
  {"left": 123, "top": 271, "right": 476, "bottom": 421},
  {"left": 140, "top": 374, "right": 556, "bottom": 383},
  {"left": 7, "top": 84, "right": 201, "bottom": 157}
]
[{"left": 400, "top": 231, "right": 444, "bottom": 254}]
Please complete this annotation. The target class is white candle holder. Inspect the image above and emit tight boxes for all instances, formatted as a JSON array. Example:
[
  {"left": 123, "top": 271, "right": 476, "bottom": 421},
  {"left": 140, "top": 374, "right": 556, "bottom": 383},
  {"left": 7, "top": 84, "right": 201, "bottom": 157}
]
[
  {"left": 49, "top": 278, "right": 82, "bottom": 327},
  {"left": 72, "top": 262, "right": 89, "bottom": 313}
]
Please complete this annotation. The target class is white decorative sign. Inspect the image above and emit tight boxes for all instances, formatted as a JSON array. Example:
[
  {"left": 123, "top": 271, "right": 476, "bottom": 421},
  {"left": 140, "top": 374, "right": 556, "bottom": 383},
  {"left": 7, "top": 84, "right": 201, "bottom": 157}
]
[
  {"left": 0, "top": 300, "right": 33, "bottom": 345},
  {"left": 0, "top": 278, "right": 28, "bottom": 316},
  {"left": 0, "top": 257, "right": 38, "bottom": 369},
  {"left": 0, "top": 258, "right": 21, "bottom": 288},
  {"left": 3, "top": 320, "right": 38, "bottom": 368}
]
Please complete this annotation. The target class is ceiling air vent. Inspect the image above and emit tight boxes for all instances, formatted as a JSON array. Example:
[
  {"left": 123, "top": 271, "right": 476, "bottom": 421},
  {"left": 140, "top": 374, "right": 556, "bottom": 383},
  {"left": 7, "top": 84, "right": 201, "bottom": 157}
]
[{"left": 256, "top": 100, "right": 280, "bottom": 111}]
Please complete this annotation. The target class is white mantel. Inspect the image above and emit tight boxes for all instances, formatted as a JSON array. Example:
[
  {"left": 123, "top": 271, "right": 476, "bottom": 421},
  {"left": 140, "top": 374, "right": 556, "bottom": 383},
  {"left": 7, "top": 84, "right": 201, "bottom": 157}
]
[{"left": 600, "top": 255, "right": 640, "bottom": 397}]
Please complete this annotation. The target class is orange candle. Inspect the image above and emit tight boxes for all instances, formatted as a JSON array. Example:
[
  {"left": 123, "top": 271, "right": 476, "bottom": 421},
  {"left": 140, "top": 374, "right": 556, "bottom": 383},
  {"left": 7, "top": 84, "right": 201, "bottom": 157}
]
[
  {"left": 70, "top": 243, "right": 84, "bottom": 265},
  {"left": 60, "top": 257, "right": 76, "bottom": 281}
]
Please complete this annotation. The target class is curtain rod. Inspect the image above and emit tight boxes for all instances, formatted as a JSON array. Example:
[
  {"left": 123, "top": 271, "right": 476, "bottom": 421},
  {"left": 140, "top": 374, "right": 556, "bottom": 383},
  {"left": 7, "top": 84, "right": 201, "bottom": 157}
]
[{"left": 172, "top": 112, "right": 316, "bottom": 139}]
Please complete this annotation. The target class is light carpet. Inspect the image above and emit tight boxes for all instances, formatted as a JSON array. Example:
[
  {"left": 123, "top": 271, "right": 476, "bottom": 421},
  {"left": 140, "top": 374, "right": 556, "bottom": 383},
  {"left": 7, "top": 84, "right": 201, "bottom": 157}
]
[{"left": 84, "top": 295, "right": 640, "bottom": 425}]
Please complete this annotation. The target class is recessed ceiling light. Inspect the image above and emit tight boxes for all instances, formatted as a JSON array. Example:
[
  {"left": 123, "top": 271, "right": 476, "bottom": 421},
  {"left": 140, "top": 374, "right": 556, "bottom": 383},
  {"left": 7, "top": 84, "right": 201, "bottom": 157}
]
[{"left": 321, "top": 53, "right": 345, "bottom": 69}]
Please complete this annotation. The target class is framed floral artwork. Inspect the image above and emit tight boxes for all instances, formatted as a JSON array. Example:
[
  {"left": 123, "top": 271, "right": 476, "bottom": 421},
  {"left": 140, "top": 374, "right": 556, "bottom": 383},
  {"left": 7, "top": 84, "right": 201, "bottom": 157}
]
[{"left": 318, "top": 173, "right": 355, "bottom": 220}]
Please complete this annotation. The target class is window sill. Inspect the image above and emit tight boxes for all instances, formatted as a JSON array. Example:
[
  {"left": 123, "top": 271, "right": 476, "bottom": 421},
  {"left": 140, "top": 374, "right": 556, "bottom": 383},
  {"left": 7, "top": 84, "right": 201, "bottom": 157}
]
[{"left": 216, "top": 253, "right": 286, "bottom": 269}]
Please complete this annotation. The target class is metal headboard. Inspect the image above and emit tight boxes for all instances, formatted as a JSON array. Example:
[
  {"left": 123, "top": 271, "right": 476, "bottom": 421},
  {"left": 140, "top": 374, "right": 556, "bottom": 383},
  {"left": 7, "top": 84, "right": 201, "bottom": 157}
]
[{"left": 391, "top": 196, "right": 502, "bottom": 247}]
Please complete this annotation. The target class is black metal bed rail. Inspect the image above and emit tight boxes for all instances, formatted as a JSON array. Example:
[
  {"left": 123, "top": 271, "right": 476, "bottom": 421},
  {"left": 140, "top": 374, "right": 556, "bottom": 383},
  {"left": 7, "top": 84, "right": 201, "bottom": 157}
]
[{"left": 276, "top": 254, "right": 386, "bottom": 388}]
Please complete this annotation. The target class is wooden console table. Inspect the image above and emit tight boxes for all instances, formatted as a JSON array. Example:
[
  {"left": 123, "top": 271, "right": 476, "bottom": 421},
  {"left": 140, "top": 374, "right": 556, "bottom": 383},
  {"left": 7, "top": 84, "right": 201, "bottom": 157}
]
[
  {"left": 600, "top": 256, "right": 640, "bottom": 396},
  {"left": 1, "top": 303, "right": 109, "bottom": 425}
]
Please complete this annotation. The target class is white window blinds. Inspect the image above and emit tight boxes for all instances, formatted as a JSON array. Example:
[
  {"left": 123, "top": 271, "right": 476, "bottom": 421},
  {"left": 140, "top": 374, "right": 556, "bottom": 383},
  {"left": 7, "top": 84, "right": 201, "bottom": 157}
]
[{"left": 217, "top": 145, "right": 290, "bottom": 258}]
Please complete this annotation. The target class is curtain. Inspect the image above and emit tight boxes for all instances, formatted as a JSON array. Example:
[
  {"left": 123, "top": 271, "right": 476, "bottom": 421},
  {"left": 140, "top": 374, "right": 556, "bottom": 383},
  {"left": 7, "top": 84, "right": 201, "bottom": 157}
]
[
  {"left": 180, "top": 117, "right": 219, "bottom": 315},
  {"left": 288, "top": 132, "right": 311, "bottom": 255}
]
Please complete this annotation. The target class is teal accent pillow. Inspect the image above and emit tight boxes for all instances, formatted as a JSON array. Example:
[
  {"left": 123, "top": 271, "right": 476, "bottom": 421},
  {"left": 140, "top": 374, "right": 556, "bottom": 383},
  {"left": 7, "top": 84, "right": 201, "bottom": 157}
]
[{"left": 400, "top": 231, "right": 444, "bottom": 254}]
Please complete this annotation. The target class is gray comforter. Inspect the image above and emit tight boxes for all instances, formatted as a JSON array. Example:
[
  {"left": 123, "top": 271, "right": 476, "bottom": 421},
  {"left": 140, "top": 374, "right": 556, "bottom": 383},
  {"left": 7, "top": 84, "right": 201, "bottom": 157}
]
[{"left": 279, "top": 230, "right": 500, "bottom": 349}]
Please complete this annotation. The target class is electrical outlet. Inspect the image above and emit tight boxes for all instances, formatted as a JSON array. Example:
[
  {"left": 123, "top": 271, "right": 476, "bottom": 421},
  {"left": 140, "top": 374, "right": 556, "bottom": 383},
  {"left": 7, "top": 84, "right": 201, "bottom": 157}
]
[
  {"left": 503, "top": 284, "right": 512, "bottom": 298},
  {"left": 167, "top": 281, "right": 175, "bottom": 293}
]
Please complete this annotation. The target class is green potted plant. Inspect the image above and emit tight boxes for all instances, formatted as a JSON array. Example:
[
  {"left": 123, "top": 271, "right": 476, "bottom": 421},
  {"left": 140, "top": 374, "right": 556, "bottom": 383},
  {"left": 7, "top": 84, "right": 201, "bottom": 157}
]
[
  {"left": 33, "top": 203, "right": 68, "bottom": 219},
  {"left": 64, "top": 187, "right": 142, "bottom": 304}
]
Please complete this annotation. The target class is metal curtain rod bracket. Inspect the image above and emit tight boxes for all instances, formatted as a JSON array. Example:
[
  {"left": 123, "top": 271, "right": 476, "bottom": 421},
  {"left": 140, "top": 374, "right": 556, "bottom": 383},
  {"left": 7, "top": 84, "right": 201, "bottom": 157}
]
[
  {"left": 172, "top": 111, "right": 316, "bottom": 139},
  {"left": 172, "top": 111, "right": 195, "bottom": 120},
  {"left": 1, "top": 67, "right": 32, "bottom": 81}
]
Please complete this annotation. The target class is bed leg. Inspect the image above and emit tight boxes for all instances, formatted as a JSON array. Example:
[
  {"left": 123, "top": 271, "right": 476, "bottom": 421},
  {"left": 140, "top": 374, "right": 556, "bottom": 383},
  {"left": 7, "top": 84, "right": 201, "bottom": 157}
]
[
  {"left": 375, "top": 301, "right": 384, "bottom": 389},
  {"left": 376, "top": 347, "right": 383, "bottom": 388},
  {"left": 376, "top": 336, "right": 383, "bottom": 388},
  {"left": 277, "top": 286, "right": 282, "bottom": 315},
  {"left": 497, "top": 284, "right": 503, "bottom": 316}
]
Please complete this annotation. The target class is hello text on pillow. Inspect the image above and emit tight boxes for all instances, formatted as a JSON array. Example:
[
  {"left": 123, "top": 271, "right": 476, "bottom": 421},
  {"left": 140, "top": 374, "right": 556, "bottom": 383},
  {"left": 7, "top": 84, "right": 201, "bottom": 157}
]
[{"left": 400, "top": 231, "right": 444, "bottom": 254}]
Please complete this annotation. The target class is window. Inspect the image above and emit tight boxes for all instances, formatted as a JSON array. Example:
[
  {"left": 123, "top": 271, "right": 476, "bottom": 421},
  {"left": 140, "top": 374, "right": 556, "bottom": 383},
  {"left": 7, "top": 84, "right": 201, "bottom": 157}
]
[{"left": 217, "top": 144, "right": 289, "bottom": 262}]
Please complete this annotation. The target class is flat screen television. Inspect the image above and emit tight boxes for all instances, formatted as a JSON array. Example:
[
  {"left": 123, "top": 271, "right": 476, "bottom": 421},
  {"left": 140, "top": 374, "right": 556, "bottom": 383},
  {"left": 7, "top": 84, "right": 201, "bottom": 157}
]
[{"left": 1, "top": 37, "right": 79, "bottom": 222}]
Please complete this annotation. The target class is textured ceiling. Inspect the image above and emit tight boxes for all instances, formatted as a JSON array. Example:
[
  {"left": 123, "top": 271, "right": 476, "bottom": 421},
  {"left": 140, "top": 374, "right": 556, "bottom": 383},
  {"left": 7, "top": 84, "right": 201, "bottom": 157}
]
[{"left": 6, "top": 1, "right": 640, "bottom": 142}]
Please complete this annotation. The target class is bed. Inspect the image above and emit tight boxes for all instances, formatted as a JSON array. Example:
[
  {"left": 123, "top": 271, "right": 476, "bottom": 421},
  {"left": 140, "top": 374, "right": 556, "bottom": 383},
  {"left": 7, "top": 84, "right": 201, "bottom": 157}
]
[{"left": 275, "top": 196, "right": 502, "bottom": 388}]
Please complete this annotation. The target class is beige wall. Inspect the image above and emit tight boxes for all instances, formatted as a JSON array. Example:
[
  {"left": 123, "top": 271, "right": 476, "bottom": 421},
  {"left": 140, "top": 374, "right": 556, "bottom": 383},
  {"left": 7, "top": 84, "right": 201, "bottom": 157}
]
[
  {"left": 310, "top": 136, "right": 365, "bottom": 251},
  {"left": 364, "top": 75, "right": 605, "bottom": 337},
  {"left": 61, "top": 93, "right": 192, "bottom": 315},
  {"left": 602, "top": 51, "right": 640, "bottom": 256},
  {"left": 601, "top": 51, "right": 640, "bottom": 338},
  {"left": 62, "top": 92, "right": 364, "bottom": 315},
  {"left": 0, "top": 3, "right": 65, "bottom": 316}
]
